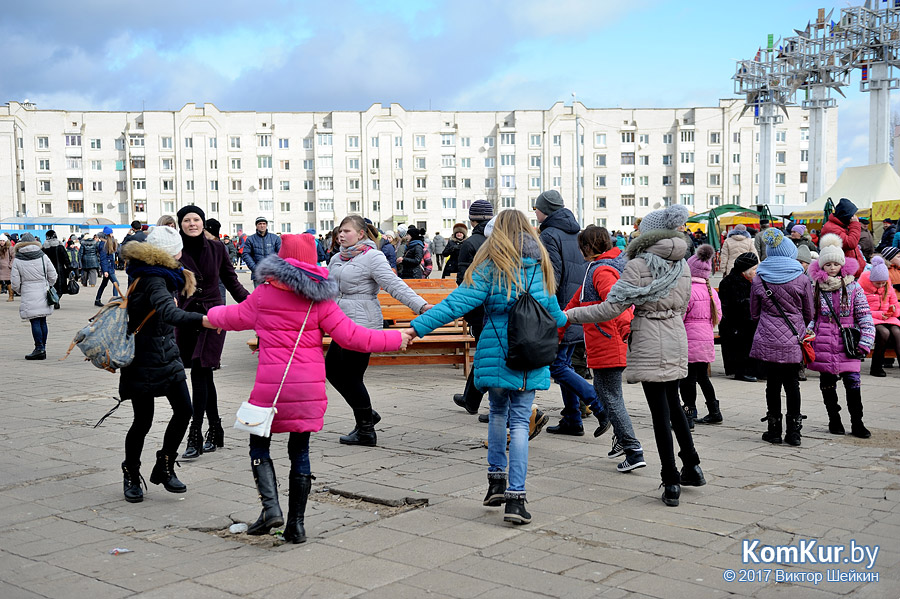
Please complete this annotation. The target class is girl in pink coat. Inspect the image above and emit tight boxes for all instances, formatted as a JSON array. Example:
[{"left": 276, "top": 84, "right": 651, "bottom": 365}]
[
  {"left": 679, "top": 245, "right": 723, "bottom": 427},
  {"left": 204, "top": 234, "right": 409, "bottom": 544},
  {"left": 859, "top": 256, "right": 900, "bottom": 377}
]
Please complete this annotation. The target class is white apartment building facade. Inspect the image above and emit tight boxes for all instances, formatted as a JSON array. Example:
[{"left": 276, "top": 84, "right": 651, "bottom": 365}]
[{"left": 0, "top": 99, "right": 837, "bottom": 238}]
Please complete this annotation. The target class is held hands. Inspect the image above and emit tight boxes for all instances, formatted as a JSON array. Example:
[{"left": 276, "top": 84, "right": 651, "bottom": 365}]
[
  {"left": 399, "top": 327, "right": 418, "bottom": 351},
  {"left": 421, "top": 303, "right": 433, "bottom": 313},
  {"left": 201, "top": 315, "right": 222, "bottom": 333}
]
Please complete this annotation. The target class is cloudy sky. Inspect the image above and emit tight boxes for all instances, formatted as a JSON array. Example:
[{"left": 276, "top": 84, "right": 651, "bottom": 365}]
[{"left": 1, "top": 0, "right": 894, "bottom": 172}]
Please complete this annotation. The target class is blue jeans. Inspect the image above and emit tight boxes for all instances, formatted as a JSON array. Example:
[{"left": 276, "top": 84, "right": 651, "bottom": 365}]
[
  {"left": 249, "top": 432, "right": 312, "bottom": 475},
  {"left": 592, "top": 367, "right": 643, "bottom": 459},
  {"left": 551, "top": 343, "right": 601, "bottom": 426},
  {"left": 30, "top": 317, "right": 48, "bottom": 350},
  {"left": 487, "top": 387, "right": 533, "bottom": 493},
  {"left": 96, "top": 270, "right": 119, "bottom": 301}
]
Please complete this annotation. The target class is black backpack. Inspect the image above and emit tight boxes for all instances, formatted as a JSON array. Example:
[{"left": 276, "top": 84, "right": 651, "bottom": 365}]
[{"left": 492, "top": 264, "right": 559, "bottom": 371}]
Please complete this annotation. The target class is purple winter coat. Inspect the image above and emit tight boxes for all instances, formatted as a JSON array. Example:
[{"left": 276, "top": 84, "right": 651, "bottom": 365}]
[
  {"left": 749, "top": 273, "right": 814, "bottom": 364},
  {"left": 684, "top": 277, "right": 722, "bottom": 364}
]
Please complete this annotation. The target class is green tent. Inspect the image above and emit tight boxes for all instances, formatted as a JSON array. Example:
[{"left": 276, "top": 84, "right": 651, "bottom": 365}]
[{"left": 686, "top": 204, "right": 779, "bottom": 251}]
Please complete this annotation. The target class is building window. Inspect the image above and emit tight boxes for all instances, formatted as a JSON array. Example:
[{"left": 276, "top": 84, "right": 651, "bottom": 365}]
[
  {"left": 66, "top": 134, "right": 82, "bottom": 147},
  {"left": 621, "top": 131, "right": 635, "bottom": 143},
  {"left": 442, "top": 155, "right": 456, "bottom": 167},
  {"left": 231, "top": 201, "right": 243, "bottom": 214},
  {"left": 303, "top": 159, "right": 314, "bottom": 170},
  {"left": 209, "top": 138, "right": 217, "bottom": 148},
  {"left": 319, "top": 156, "right": 334, "bottom": 168},
  {"left": 709, "top": 194, "right": 721, "bottom": 206},
  {"left": 680, "top": 130, "right": 694, "bottom": 142},
  {"left": 317, "top": 134, "right": 332, "bottom": 146},
  {"left": 395, "top": 178, "right": 403, "bottom": 189},
  {"left": 441, "top": 197, "right": 456, "bottom": 209},
  {"left": 499, "top": 196, "right": 515, "bottom": 208},
  {"left": 37, "top": 136, "right": 49, "bottom": 149},
  {"left": 594, "top": 154, "right": 606, "bottom": 167},
  {"left": 708, "top": 152, "right": 720, "bottom": 165},
  {"left": 662, "top": 175, "right": 673, "bottom": 186},
  {"left": 318, "top": 177, "right": 333, "bottom": 190},
  {"left": 256, "top": 156, "right": 271, "bottom": 169},
  {"left": 501, "top": 175, "right": 515, "bottom": 189},
  {"left": 776, "top": 151, "right": 786, "bottom": 164},
  {"left": 662, "top": 155, "right": 673, "bottom": 166},
  {"left": 484, "top": 177, "right": 495, "bottom": 189},
  {"left": 776, "top": 130, "right": 787, "bottom": 143},
  {"left": 680, "top": 152, "right": 694, "bottom": 164},
  {"left": 93, "top": 202, "right": 104, "bottom": 213},
  {"left": 621, "top": 195, "right": 635, "bottom": 207},
  {"left": 129, "top": 157, "right": 144, "bottom": 169},
  {"left": 709, "top": 131, "right": 721, "bottom": 144},
  {"left": 442, "top": 134, "right": 455, "bottom": 146},
  {"left": 776, "top": 172, "right": 786, "bottom": 185},
  {"left": 595, "top": 175, "right": 606, "bottom": 188},
  {"left": 639, "top": 133, "right": 650, "bottom": 144},
  {"left": 415, "top": 157, "right": 426, "bottom": 170},
  {"left": 209, "top": 180, "right": 218, "bottom": 191},
  {"left": 500, "top": 154, "right": 514, "bottom": 166},
  {"left": 39, "top": 159, "right": 50, "bottom": 171},
  {"left": 639, "top": 196, "right": 649, "bottom": 206},
  {"left": 129, "top": 135, "right": 144, "bottom": 147},
  {"left": 92, "top": 181, "right": 102, "bottom": 192},
  {"left": 552, "top": 176, "right": 562, "bottom": 187},
  {"left": 160, "top": 158, "right": 172, "bottom": 171},
  {"left": 638, "top": 175, "right": 649, "bottom": 186},
  {"left": 732, "top": 174, "right": 741, "bottom": 185},
  {"left": 460, "top": 137, "right": 470, "bottom": 147},
  {"left": 484, "top": 157, "right": 495, "bottom": 168},
  {"left": 709, "top": 173, "right": 721, "bottom": 186},
  {"left": 280, "top": 223, "right": 291, "bottom": 233},
  {"left": 680, "top": 194, "right": 694, "bottom": 205},
  {"left": 661, "top": 133, "right": 672, "bottom": 144},
  {"left": 680, "top": 173, "right": 694, "bottom": 185},
  {"left": 639, "top": 155, "right": 649, "bottom": 166},
  {"left": 800, "top": 128, "right": 809, "bottom": 141},
  {"left": 774, "top": 194, "right": 786, "bottom": 204},
  {"left": 133, "top": 179, "right": 146, "bottom": 191},
  {"left": 91, "top": 138, "right": 102, "bottom": 149},
  {"left": 185, "top": 180, "right": 194, "bottom": 191},
  {"left": 161, "top": 179, "right": 174, "bottom": 192},
  {"left": 415, "top": 177, "right": 427, "bottom": 190},
  {"left": 303, "top": 201, "right": 314, "bottom": 211},
  {"left": 303, "top": 180, "right": 314, "bottom": 191},
  {"left": 594, "top": 133, "right": 607, "bottom": 146},
  {"left": 347, "top": 158, "right": 359, "bottom": 171},
  {"left": 348, "top": 178, "right": 360, "bottom": 191},
  {"left": 278, "top": 138, "right": 289, "bottom": 149},
  {"left": 732, "top": 153, "right": 741, "bottom": 164},
  {"left": 279, "top": 202, "right": 291, "bottom": 212},
  {"left": 279, "top": 180, "right": 290, "bottom": 191},
  {"left": 621, "top": 173, "right": 635, "bottom": 186},
  {"left": 415, "top": 135, "right": 426, "bottom": 148},
  {"left": 595, "top": 197, "right": 606, "bottom": 209},
  {"left": 320, "top": 220, "right": 335, "bottom": 231},
  {"left": 621, "top": 216, "right": 634, "bottom": 226},
  {"left": 459, "top": 158, "right": 470, "bottom": 168},
  {"left": 229, "top": 136, "right": 241, "bottom": 149},
  {"left": 621, "top": 152, "right": 635, "bottom": 165},
  {"left": 344, "top": 135, "right": 359, "bottom": 149},
  {"left": 800, "top": 171, "right": 808, "bottom": 183},
  {"left": 319, "top": 199, "right": 334, "bottom": 212},
  {"left": 528, "top": 176, "right": 540, "bottom": 189},
  {"left": 484, "top": 136, "right": 495, "bottom": 147},
  {"left": 371, "top": 179, "right": 380, "bottom": 190},
  {"left": 184, "top": 137, "right": 193, "bottom": 148},
  {"left": 500, "top": 133, "right": 515, "bottom": 145}
]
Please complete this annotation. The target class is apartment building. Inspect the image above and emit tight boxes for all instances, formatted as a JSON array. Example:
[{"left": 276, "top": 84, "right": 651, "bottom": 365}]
[{"left": 0, "top": 99, "right": 837, "bottom": 237}]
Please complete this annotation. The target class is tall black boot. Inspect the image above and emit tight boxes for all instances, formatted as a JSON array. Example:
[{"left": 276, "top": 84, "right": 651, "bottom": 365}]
[
  {"left": 282, "top": 472, "right": 314, "bottom": 544},
  {"left": 760, "top": 413, "right": 783, "bottom": 444},
  {"left": 339, "top": 409, "right": 377, "bottom": 446},
  {"left": 696, "top": 400, "right": 723, "bottom": 424},
  {"left": 682, "top": 405, "right": 696, "bottom": 430},
  {"left": 846, "top": 388, "right": 871, "bottom": 439},
  {"left": 247, "top": 458, "right": 284, "bottom": 535},
  {"left": 122, "top": 461, "right": 144, "bottom": 503},
  {"left": 181, "top": 421, "right": 204, "bottom": 459},
  {"left": 149, "top": 451, "right": 187, "bottom": 493},
  {"left": 784, "top": 414, "right": 806, "bottom": 446},
  {"left": 821, "top": 386, "right": 844, "bottom": 435},
  {"left": 871, "top": 336, "right": 887, "bottom": 377},
  {"left": 343, "top": 410, "right": 381, "bottom": 437},
  {"left": 203, "top": 418, "right": 224, "bottom": 453}
]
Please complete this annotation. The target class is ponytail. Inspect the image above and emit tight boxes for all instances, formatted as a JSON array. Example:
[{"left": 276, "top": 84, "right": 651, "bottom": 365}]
[{"left": 705, "top": 279, "right": 719, "bottom": 326}]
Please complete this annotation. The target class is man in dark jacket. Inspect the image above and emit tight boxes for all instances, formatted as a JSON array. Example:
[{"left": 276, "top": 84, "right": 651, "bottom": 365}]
[
  {"left": 534, "top": 190, "right": 609, "bottom": 437},
  {"left": 878, "top": 218, "right": 896, "bottom": 252},
  {"left": 121, "top": 220, "right": 147, "bottom": 246},
  {"left": 242, "top": 217, "right": 282, "bottom": 285},
  {"left": 858, "top": 218, "right": 875, "bottom": 262}
]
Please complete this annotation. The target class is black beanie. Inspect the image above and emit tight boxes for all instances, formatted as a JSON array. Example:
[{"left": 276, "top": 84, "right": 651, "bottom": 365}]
[
  {"left": 733, "top": 252, "right": 759, "bottom": 274},
  {"left": 177, "top": 205, "right": 206, "bottom": 227},
  {"left": 205, "top": 218, "right": 221, "bottom": 237},
  {"left": 833, "top": 198, "right": 857, "bottom": 225}
]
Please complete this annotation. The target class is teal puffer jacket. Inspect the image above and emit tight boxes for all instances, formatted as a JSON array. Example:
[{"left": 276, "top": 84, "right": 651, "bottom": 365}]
[{"left": 412, "top": 255, "right": 567, "bottom": 391}]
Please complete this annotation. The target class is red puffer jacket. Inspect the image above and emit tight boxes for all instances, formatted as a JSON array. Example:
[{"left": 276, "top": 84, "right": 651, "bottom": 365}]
[
  {"left": 562, "top": 248, "right": 633, "bottom": 369},
  {"left": 820, "top": 215, "right": 864, "bottom": 279}
]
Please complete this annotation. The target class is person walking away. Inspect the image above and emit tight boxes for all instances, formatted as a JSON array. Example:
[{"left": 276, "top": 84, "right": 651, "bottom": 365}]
[
  {"left": 0, "top": 234, "right": 13, "bottom": 301},
  {"left": 442, "top": 223, "right": 467, "bottom": 278},
  {"left": 858, "top": 218, "right": 875, "bottom": 262},
  {"left": 79, "top": 234, "right": 100, "bottom": 287},
  {"left": 807, "top": 235, "right": 875, "bottom": 438},
  {"left": 118, "top": 226, "right": 205, "bottom": 503},
  {"left": 399, "top": 226, "right": 426, "bottom": 279},
  {"left": 379, "top": 230, "right": 398, "bottom": 274},
  {"left": 561, "top": 226, "right": 646, "bottom": 472},
  {"left": 175, "top": 207, "right": 251, "bottom": 459},
  {"left": 432, "top": 232, "right": 447, "bottom": 270},
  {"left": 204, "top": 234, "right": 410, "bottom": 540},
  {"left": 95, "top": 227, "right": 120, "bottom": 306},
  {"left": 750, "top": 229, "right": 815, "bottom": 446},
  {"left": 862, "top": 256, "right": 900, "bottom": 377},
  {"left": 566, "top": 205, "right": 705, "bottom": 508},
  {"left": 326, "top": 216, "right": 431, "bottom": 446},
  {"left": 10, "top": 233, "right": 56, "bottom": 359},
  {"left": 679, "top": 245, "right": 723, "bottom": 426},
  {"left": 405, "top": 210, "right": 567, "bottom": 524},
  {"left": 820, "top": 197, "right": 865, "bottom": 279},
  {"left": 66, "top": 238, "right": 81, "bottom": 285},
  {"left": 754, "top": 219, "right": 771, "bottom": 261},
  {"left": 242, "top": 217, "right": 282, "bottom": 287},
  {"left": 532, "top": 190, "right": 602, "bottom": 438},
  {"left": 720, "top": 225, "right": 757, "bottom": 275},
  {"left": 41, "top": 230, "right": 69, "bottom": 308},
  {"left": 719, "top": 253, "right": 760, "bottom": 382}
]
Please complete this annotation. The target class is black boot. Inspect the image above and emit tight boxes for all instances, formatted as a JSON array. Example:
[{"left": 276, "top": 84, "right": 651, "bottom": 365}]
[
  {"left": 149, "top": 451, "right": 187, "bottom": 493},
  {"left": 340, "top": 409, "right": 377, "bottom": 446},
  {"left": 871, "top": 337, "right": 888, "bottom": 377},
  {"left": 822, "top": 386, "right": 845, "bottom": 435},
  {"left": 342, "top": 409, "right": 381, "bottom": 440},
  {"left": 282, "top": 472, "right": 314, "bottom": 544},
  {"left": 121, "top": 461, "right": 144, "bottom": 503},
  {"left": 846, "top": 388, "right": 871, "bottom": 439},
  {"left": 660, "top": 482, "right": 681, "bottom": 507},
  {"left": 696, "top": 400, "right": 723, "bottom": 424},
  {"left": 454, "top": 371, "right": 484, "bottom": 415},
  {"left": 25, "top": 347, "right": 46, "bottom": 360},
  {"left": 784, "top": 414, "right": 806, "bottom": 446},
  {"left": 181, "top": 422, "right": 204, "bottom": 459},
  {"left": 247, "top": 458, "right": 284, "bottom": 535},
  {"left": 503, "top": 492, "right": 531, "bottom": 524},
  {"left": 203, "top": 418, "right": 224, "bottom": 453},
  {"left": 682, "top": 405, "right": 697, "bottom": 430},
  {"left": 761, "top": 413, "right": 783, "bottom": 444},
  {"left": 680, "top": 464, "right": 707, "bottom": 486},
  {"left": 483, "top": 473, "right": 506, "bottom": 507}
]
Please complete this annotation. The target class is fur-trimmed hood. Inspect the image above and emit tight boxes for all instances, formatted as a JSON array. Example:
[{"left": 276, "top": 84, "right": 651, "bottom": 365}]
[
  {"left": 14, "top": 240, "right": 43, "bottom": 258},
  {"left": 625, "top": 228, "right": 687, "bottom": 261},
  {"left": 727, "top": 228, "right": 751, "bottom": 239},
  {"left": 809, "top": 258, "right": 858, "bottom": 290},
  {"left": 255, "top": 254, "right": 338, "bottom": 302},
  {"left": 121, "top": 241, "right": 197, "bottom": 296}
]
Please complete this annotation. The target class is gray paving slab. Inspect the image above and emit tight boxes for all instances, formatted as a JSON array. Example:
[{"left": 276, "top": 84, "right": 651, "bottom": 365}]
[{"left": 1, "top": 278, "right": 898, "bottom": 597}]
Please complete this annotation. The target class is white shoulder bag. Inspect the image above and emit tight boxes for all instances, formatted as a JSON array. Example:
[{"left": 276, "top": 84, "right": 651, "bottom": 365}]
[{"left": 234, "top": 303, "right": 313, "bottom": 437}]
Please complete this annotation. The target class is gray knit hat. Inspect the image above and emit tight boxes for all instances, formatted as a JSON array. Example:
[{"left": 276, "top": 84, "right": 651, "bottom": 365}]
[
  {"left": 468, "top": 199, "right": 494, "bottom": 221},
  {"left": 639, "top": 204, "right": 690, "bottom": 233},
  {"left": 534, "top": 190, "right": 564, "bottom": 215}
]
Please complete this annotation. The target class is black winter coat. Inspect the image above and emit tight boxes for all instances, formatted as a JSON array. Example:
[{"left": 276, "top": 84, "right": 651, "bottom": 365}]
[
  {"left": 399, "top": 240, "right": 425, "bottom": 279},
  {"left": 42, "top": 240, "right": 70, "bottom": 297},
  {"left": 119, "top": 250, "right": 203, "bottom": 399},
  {"left": 441, "top": 238, "right": 463, "bottom": 277},
  {"left": 538, "top": 208, "right": 585, "bottom": 344},
  {"left": 718, "top": 271, "right": 757, "bottom": 376},
  {"left": 79, "top": 239, "right": 100, "bottom": 269},
  {"left": 456, "top": 221, "right": 488, "bottom": 285},
  {"left": 176, "top": 234, "right": 250, "bottom": 367}
]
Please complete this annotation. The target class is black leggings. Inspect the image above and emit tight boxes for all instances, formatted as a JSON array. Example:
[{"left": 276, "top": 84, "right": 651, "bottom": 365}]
[
  {"left": 873, "top": 324, "right": 900, "bottom": 365},
  {"left": 679, "top": 362, "right": 717, "bottom": 410},
  {"left": 641, "top": 380, "right": 699, "bottom": 485},
  {"left": 325, "top": 341, "right": 372, "bottom": 411},
  {"left": 125, "top": 379, "right": 193, "bottom": 464},
  {"left": 763, "top": 362, "right": 802, "bottom": 416},
  {"left": 190, "top": 359, "right": 219, "bottom": 424}
]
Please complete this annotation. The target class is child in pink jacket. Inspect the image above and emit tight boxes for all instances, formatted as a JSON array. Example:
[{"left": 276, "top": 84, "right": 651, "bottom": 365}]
[
  {"left": 204, "top": 234, "right": 410, "bottom": 544},
  {"left": 679, "top": 245, "right": 723, "bottom": 427}
]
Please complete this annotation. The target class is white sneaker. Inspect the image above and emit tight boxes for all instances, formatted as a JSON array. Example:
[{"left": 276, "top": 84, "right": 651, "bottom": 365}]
[
  {"left": 617, "top": 454, "right": 647, "bottom": 472},
  {"left": 608, "top": 435, "right": 625, "bottom": 459}
]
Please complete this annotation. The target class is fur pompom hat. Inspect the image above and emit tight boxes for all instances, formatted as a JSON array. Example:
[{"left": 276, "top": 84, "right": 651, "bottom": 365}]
[
  {"left": 818, "top": 233, "right": 845, "bottom": 266},
  {"left": 639, "top": 204, "right": 690, "bottom": 233},
  {"left": 687, "top": 244, "right": 715, "bottom": 279}
]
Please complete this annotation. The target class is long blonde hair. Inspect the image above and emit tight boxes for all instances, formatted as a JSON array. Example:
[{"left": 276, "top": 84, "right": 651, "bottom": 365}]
[{"left": 463, "top": 209, "right": 556, "bottom": 299}]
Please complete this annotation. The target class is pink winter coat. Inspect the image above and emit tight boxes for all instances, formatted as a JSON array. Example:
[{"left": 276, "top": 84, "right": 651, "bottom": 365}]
[
  {"left": 207, "top": 255, "right": 402, "bottom": 434},
  {"left": 859, "top": 271, "right": 900, "bottom": 327},
  {"left": 683, "top": 277, "right": 722, "bottom": 364}
]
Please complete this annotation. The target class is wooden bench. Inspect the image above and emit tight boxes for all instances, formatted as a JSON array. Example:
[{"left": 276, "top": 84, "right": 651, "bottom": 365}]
[{"left": 323, "top": 278, "right": 475, "bottom": 377}]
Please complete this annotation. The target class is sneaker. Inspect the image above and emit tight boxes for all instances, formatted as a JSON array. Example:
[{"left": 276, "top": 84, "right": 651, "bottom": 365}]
[
  {"left": 617, "top": 454, "right": 647, "bottom": 472},
  {"left": 607, "top": 435, "right": 626, "bottom": 459},
  {"left": 528, "top": 408, "right": 549, "bottom": 441}
]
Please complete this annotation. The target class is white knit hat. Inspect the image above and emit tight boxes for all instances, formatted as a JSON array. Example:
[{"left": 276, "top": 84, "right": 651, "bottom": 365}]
[
  {"left": 639, "top": 204, "right": 690, "bottom": 233},
  {"left": 0, "top": 233, "right": 8, "bottom": 242},
  {"left": 817, "top": 233, "right": 845, "bottom": 266},
  {"left": 146, "top": 225, "right": 184, "bottom": 256}
]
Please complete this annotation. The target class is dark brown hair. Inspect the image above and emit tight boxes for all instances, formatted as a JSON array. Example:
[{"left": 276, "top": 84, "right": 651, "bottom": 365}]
[
  {"left": 577, "top": 225, "right": 613, "bottom": 259},
  {"left": 339, "top": 215, "right": 378, "bottom": 241}
]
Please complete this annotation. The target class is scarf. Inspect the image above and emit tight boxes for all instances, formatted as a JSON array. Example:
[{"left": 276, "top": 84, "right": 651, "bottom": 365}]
[
  {"left": 606, "top": 252, "right": 684, "bottom": 306},
  {"left": 817, "top": 273, "right": 855, "bottom": 293},
  {"left": 756, "top": 256, "right": 804, "bottom": 285},
  {"left": 126, "top": 264, "right": 186, "bottom": 291},
  {"left": 339, "top": 241, "right": 372, "bottom": 261}
]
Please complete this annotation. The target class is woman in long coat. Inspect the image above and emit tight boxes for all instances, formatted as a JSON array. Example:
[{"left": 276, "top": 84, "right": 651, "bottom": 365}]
[
  {"left": 42, "top": 230, "right": 70, "bottom": 307},
  {"left": 11, "top": 233, "right": 57, "bottom": 359},
  {"left": 718, "top": 252, "right": 760, "bottom": 382}
]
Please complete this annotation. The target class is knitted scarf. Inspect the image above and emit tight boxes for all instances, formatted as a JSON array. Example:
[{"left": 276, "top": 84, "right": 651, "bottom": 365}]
[
  {"left": 339, "top": 241, "right": 371, "bottom": 261},
  {"left": 756, "top": 256, "right": 804, "bottom": 285},
  {"left": 817, "top": 272, "right": 855, "bottom": 293},
  {"left": 606, "top": 251, "right": 684, "bottom": 306}
]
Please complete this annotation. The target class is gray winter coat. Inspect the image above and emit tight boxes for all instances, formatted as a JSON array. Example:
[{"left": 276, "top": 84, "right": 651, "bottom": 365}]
[
  {"left": 327, "top": 239, "right": 427, "bottom": 330},
  {"left": 566, "top": 229, "right": 692, "bottom": 383},
  {"left": 10, "top": 241, "right": 57, "bottom": 320},
  {"left": 431, "top": 233, "right": 447, "bottom": 255}
]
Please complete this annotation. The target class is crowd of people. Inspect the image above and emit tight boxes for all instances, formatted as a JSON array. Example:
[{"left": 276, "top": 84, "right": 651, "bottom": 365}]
[{"left": 3, "top": 193, "right": 896, "bottom": 535}]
